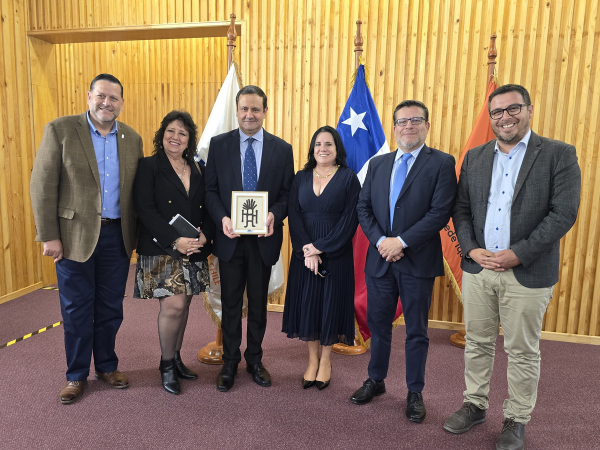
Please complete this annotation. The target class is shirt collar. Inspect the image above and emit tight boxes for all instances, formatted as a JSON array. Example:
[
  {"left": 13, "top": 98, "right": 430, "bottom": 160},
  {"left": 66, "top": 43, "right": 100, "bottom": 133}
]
[
  {"left": 239, "top": 128, "right": 264, "bottom": 144},
  {"left": 494, "top": 129, "right": 531, "bottom": 155},
  {"left": 87, "top": 111, "right": 118, "bottom": 136},
  {"left": 395, "top": 143, "right": 425, "bottom": 162}
]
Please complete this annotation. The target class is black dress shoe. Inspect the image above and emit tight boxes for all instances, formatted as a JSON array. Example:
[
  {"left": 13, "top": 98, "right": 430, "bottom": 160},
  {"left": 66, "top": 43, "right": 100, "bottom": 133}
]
[
  {"left": 350, "top": 379, "right": 386, "bottom": 404},
  {"left": 496, "top": 419, "right": 525, "bottom": 450},
  {"left": 316, "top": 363, "right": 332, "bottom": 391},
  {"left": 406, "top": 391, "right": 426, "bottom": 423},
  {"left": 216, "top": 361, "right": 238, "bottom": 392},
  {"left": 246, "top": 362, "right": 271, "bottom": 387},
  {"left": 159, "top": 359, "right": 180, "bottom": 395},
  {"left": 302, "top": 378, "right": 316, "bottom": 389},
  {"left": 443, "top": 402, "right": 486, "bottom": 434},
  {"left": 174, "top": 351, "right": 198, "bottom": 380}
]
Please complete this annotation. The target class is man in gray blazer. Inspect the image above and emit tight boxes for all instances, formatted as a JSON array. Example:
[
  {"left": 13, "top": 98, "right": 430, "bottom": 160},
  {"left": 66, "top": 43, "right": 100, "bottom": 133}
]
[
  {"left": 31, "top": 74, "right": 143, "bottom": 404},
  {"left": 443, "top": 84, "right": 581, "bottom": 450}
]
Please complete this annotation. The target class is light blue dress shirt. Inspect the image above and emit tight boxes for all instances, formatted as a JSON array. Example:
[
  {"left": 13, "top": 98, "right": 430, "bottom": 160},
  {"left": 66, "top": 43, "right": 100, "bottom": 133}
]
[
  {"left": 484, "top": 129, "right": 531, "bottom": 252},
  {"left": 376, "top": 144, "right": 424, "bottom": 249},
  {"left": 240, "top": 128, "right": 264, "bottom": 185},
  {"left": 87, "top": 112, "right": 120, "bottom": 219}
]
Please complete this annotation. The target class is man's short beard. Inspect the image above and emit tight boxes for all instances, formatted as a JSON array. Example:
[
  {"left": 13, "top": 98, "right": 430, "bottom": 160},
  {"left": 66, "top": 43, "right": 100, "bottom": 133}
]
[
  {"left": 92, "top": 108, "right": 117, "bottom": 122},
  {"left": 399, "top": 138, "right": 421, "bottom": 151},
  {"left": 494, "top": 125, "right": 529, "bottom": 145}
]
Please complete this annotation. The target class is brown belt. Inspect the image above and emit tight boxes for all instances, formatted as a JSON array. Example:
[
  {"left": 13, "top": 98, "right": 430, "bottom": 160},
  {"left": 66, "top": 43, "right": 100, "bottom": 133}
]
[{"left": 100, "top": 218, "right": 121, "bottom": 226}]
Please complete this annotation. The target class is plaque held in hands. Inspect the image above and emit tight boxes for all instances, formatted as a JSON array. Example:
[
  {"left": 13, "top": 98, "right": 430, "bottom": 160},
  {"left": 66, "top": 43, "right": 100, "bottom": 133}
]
[{"left": 231, "top": 191, "right": 268, "bottom": 235}]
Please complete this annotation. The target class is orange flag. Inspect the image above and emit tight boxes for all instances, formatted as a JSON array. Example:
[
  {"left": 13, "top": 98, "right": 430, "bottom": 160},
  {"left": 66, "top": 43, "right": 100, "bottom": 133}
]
[{"left": 440, "top": 78, "right": 498, "bottom": 297}]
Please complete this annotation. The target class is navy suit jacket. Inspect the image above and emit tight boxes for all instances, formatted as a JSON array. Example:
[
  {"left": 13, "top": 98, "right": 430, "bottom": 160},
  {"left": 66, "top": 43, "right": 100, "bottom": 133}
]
[
  {"left": 204, "top": 128, "right": 295, "bottom": 266},
  {"left": 357, "top": 145, "right": 457, "bottom": 278}
]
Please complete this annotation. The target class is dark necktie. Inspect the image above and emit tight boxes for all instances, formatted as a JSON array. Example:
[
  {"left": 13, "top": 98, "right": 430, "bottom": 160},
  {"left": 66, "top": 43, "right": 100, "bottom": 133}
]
[{"left": 243, "top": 137, "right": 257, "bottom": 191}]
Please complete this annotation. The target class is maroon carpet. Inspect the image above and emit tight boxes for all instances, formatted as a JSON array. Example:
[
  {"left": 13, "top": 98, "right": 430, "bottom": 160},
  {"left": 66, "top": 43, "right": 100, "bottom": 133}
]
[{"left": 1, "top": 266, "right": 599, "bottom": 449}]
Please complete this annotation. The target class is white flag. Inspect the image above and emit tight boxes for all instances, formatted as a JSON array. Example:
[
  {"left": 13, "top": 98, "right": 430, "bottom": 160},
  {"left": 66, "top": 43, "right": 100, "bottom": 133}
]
[{"left": 198, "top": 63, "right": 286, "bottom": 326}]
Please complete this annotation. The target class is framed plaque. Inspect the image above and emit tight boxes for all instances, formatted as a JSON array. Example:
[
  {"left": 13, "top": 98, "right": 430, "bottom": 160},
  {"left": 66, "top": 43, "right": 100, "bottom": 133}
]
[{"left": 231, "top": 191, "right": 269, "bottom": 235}]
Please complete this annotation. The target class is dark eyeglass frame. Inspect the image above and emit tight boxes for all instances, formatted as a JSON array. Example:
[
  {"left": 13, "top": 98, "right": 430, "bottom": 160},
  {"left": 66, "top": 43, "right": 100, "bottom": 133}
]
[
  {"left": 489, "top": 103, "right": 530, "bottom": 120},
  {"left": 394, "top": 116, "right": 426, "bottom": 127}
]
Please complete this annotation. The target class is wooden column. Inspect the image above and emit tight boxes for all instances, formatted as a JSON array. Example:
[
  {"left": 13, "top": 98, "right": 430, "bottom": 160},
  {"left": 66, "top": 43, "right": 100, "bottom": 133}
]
[
  {"left": 449, "top": 34, "right": 498, "bottom": 349},
  {"left": 333, "top": 20, "right": 367, "bottom": 356},
  {"left": 197, "top": 13, "right": 238, "bottom": 366}
]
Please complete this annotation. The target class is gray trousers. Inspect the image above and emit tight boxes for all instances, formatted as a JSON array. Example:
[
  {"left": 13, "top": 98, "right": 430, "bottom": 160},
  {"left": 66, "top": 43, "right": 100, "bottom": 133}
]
[{"left": 462, "top": 269, "right": 553, "bottom": 424}]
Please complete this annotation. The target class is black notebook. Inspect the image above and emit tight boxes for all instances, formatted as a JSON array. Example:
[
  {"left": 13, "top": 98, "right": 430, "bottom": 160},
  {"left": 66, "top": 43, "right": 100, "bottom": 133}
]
[{"left": 169, "top": 214, "right": 200, "bottom": 238}]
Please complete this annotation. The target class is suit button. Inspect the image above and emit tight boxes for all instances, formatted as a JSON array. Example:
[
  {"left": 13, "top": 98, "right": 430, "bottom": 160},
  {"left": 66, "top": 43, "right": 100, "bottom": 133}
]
[
  {"left": 480, "top": 229, "right": 483, "bottom": 232},
  {"left": 199, "top": 205, "right": 202, "bottom": 208},
  {"left": 168, "top": 200, "right": 172, "bottom": 203}
]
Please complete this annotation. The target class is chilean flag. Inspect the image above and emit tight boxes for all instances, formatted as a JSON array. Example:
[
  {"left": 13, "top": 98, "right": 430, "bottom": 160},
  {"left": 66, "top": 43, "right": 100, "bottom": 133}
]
[{"left": 336, "top": 65, "right": 398, "bottom": 347}]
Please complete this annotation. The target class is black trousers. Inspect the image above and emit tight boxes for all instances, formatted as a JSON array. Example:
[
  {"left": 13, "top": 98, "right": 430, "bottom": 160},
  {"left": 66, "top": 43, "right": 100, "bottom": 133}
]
[{"left": 219, "top": 236, "right": 272, "bottom": 365}]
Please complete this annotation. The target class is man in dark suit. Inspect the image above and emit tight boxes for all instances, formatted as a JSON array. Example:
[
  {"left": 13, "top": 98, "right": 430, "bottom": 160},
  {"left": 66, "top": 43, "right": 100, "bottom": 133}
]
[
  {"left": 205, "top": 85, "right": 294, "bottom": 392},
  {"left": 30, "top": 74, "right": 144, "bottom": 404},
  {"left": 444, "top": 85, "right": 581, "bottom": 450},
  {"left": 353, "top": 100, "right": 457, "bottom": 422}
]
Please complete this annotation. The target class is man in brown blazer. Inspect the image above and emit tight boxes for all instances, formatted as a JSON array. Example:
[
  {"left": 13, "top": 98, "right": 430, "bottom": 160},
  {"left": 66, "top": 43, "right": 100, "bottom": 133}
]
[{"left": 30, "top": 74, "right": 143, "bottom": 404}]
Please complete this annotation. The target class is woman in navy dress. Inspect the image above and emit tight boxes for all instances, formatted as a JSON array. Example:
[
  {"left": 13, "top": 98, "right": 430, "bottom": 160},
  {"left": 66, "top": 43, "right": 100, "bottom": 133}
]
[{"left": 282, "top": 125, "right": 360, "bottom": 390}]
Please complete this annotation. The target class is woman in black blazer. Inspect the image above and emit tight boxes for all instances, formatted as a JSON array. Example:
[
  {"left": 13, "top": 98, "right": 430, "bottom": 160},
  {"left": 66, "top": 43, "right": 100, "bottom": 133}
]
[{"left": 133, "top": 110, "right": 215, "bottom": 395}]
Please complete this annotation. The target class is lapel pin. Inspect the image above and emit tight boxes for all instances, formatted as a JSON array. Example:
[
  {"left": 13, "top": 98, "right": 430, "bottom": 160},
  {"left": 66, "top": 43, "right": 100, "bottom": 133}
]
[{"left": 122, "top": 134, "right": 124, "bottom": 139}]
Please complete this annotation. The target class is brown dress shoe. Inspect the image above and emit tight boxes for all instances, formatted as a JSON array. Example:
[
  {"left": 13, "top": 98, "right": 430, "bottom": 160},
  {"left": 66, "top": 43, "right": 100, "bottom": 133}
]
[
  {"left": 60, "top": 380, "right": 85, "bottom": 404},
  {"left": 95, "top": 370, "right": 129, "bottom": 389}
]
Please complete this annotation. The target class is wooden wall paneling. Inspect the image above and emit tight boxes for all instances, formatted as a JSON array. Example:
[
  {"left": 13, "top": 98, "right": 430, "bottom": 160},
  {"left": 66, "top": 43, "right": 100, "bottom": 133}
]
[
  {"left": 302, "top": 0, "right": 313, "bottom": 167},
  {"left": 550, "top": 0, "right": 577, "bottom": 334},
  {"left": 15, "top": 0, "right": 38, "bottom": 290},
  {"left": 1, "top": 0, "right": 26, "bottom": 295},
  {"left": 0, "top": 1, "right": 42, "bottom": 300},
  {"left": 292, "top": 0, "right": 303, "bottom": 173},
  {"left": 0, "top": 0, "right": 11, "bottom": 297},
  {"left": 14, "top": 0, "right": 600, "bottom": 340},
  {"left": 567, "top": 0, "right": 594, "bottom": 335},
  {"left": 582, "top": 5, "right": 600, "bottom": 336},
  {"left": 429, "top": 0, "right": 450, "bottom": 158},
  {"left": 561, "top": 2, "right": 588, "bottom": 334},
  {"left": 423, "top": 0, "right": 438, "bottom": 113},
  {"left": 540, "top": 3, "right": 563, "bottom": 333}
]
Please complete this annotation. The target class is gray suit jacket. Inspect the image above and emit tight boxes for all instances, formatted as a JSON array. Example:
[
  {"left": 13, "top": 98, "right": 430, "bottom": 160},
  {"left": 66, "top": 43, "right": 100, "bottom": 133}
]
[
  {"left": 453, "top": 131, "right": 581, "bottom": 288},
  {"left": 30, "top": 112, "right": 144, "bottom": 262}
]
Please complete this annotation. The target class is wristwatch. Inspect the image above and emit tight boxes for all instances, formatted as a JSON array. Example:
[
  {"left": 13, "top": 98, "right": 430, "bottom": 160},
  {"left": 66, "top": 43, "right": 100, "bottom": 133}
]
[{"left": 172, "top": 238, "right": 180, "bottom": 251}]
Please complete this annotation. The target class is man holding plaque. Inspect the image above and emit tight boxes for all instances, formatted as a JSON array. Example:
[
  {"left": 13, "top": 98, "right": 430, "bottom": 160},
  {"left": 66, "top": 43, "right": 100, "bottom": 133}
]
[{"left": 205, "top": 85, "right": 295, "bottom": 392}]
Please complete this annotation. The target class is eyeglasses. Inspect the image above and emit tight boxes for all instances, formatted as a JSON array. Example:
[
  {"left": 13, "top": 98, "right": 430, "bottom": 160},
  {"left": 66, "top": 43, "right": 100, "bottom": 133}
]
[
  {"left": 489, "top": 103, "right": 530, "bottom": 120},
  {"left": 394, "top": 117, "right": 426, "bottom": 127}
]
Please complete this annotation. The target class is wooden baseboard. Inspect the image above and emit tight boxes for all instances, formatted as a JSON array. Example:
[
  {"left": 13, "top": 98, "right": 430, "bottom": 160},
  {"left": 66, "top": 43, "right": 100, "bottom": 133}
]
[
  {"left": 0, "top": 282, "right": 44, "bottom": 305},
  {"left": 267, "top": 304, "right": 284, "bottom": 312},
  {"left": 539, "top": 330, "right": 600, "bottom": 346},
  {"left": 398, "top": 317, "right": 600, "bottom": 346}
]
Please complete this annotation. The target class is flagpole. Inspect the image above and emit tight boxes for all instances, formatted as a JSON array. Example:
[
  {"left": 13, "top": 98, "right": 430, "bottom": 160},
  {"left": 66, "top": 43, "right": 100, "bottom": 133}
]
[
  {"left": 227, "top": 13, "right": 236, "bottom": 68},
  {"left": 354, "top": 20, "right": 363, "bottom": 70},
  {"left": 197, "top": 13, "right": 238, "bottom": 365},
  {"left": 449, "top": 34, "right": 497, "bottom": 349},
  {"left": 332, "top": 20, "right": 368, "bottom": 356}
]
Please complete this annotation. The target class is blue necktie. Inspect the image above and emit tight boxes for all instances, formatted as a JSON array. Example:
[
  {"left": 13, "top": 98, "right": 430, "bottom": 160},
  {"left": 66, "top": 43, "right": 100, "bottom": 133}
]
[
  {"left": 389, "top": 153, "right": 412, "bottom": 228},
  {"left": 243, "top": 137, "right": 257, "bottom": 191}
]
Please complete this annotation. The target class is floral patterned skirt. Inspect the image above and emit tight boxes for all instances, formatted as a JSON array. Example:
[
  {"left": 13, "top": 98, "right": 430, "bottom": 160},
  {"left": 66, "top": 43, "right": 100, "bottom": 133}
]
[{"left": 133, "top": 255, "right": 210, "bottom": 299}]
